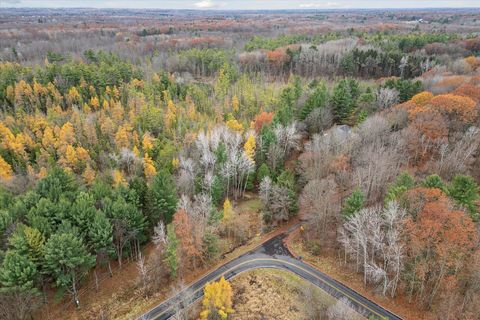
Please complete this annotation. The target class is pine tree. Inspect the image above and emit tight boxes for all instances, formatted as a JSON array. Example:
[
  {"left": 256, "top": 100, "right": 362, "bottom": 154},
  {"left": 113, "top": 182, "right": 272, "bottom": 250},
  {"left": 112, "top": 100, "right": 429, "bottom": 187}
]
[
  {"left": 88, "top": 211, "right": 114, "bottom": 274},
  {"left": 43, "top": 232, "right": 95, "bottom": 306},
  {"left": 331, "top": 79, "right": 353, "bottom": 123},
  {"left": 149, "top": 170, "right": 178, "bottom": 224},
  {"left": 300, "top": 82, "right": 328, "bottom": 120},
  {"left": 342, "top": 188, "right": 364, "bottom": 219},
  {"left": 422, "top": 174, "right": 445, "bottom": 191},
  {"left": 0, "top": 250, "right": 38, "bottom": 291},
  {"left": 70, "top": 192, "right": 99, "bottom": 239},
  {"left": 9, "top": 225, "right": 45, "bottom": 266},
  {"left": 164, "top": 224, "right": 178, "bottom": 278},
  {"left": 448, "top": 175, "right": 479, "bottom": 220}
]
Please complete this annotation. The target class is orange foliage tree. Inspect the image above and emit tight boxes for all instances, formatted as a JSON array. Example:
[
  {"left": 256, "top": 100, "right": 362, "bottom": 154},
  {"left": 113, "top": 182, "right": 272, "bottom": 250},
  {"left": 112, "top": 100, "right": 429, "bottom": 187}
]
[
  {"left": 252, "top": 111, "right": 273, "bottom": 133},
  {"left": 404, "top": 188, "right": 478, "bottom": 307},
  {"left": 173, "top": 209, "right": 201, "bottom": 270}
]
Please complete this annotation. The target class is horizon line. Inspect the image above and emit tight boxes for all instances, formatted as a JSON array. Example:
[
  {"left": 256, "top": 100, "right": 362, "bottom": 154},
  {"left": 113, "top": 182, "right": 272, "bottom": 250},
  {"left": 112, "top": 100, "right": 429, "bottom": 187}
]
[{"left": 2, "top": 6, "right": 480, "bottom": 10}]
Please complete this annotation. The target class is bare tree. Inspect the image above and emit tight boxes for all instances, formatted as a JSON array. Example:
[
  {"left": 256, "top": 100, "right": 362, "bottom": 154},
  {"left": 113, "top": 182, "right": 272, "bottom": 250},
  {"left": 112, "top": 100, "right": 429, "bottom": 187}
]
[
  {"left": 327, "top": 297, "right": 361, "bottom": 320},
  {"left": 137, "top": 252, "right": 150, "bottom": 298},
  {"left": 339, "top": 202, "right": 406, "bottom": 297},
  {"left": 377, "top": 88, "right": 399, "bottom": 110},
  {"left": 300, "top": 177, "right": 340, "bottom": 250},
  {"left": 0, "top": 290, "right": 39, "bottom": 320}
]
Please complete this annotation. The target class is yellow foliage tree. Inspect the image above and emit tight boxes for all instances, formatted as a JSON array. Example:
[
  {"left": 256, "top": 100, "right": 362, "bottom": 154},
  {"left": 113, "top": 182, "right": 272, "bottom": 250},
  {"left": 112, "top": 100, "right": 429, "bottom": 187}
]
[
  {"left": 115, "top": 123, "right": 132, "bottom": 149},
  {"left": 90, "top": 96, "right": 100, "bottom": 110},
  {"left": 225, "top": 118, "right": 243, "bottom": 133},
  {"left": 83, "top": 165, "right": 96, "bottom": 185},
  {"left": 244, "top": 133, "right": 256, "bottom": 162},
  {"left": 64, "top": 145, "right": 77, "bottom": 167},
  {"left": 102, "top": 99, "right": 109, "bottom": 110},
  {"left": 165, "top": 100, "right": 177, "bottom": 130},
  {"left": 67, "top": 87, "right": 80, "bottom": 106},
  {"left": 200, "top": 276, "right": 234, "bottom": 320},
  {"left": 223, "top": 198, "right": 234, "bottom": 222},
  {"left": 112, "top": 169, "right": 126, "bottom": 187},
  {"left": 232, "top": 95, "right": 239, "bottom": 112},
  {"left": 0, "top": 123, "right": 26, "bottom": 158},
  {"left": 143, "top": 154, "right": 157, "bottom": 181},
  {"left": 42, "top": 126, "right": 56, "bottom": 149},
  {"left": 0, "top": 155, "right": 13, "bottom": 181},
  {"left": 142, "top": 133, "right": 154, "bottom": 153},
  {"left": 57, "top": 122, "right": 75, "bottom": 152},
  {"left": 171, "top": 157, "right": 180, "bottom": 169},
  {"left": 76, "top": 146, "right": 90, "bottom": 162}
]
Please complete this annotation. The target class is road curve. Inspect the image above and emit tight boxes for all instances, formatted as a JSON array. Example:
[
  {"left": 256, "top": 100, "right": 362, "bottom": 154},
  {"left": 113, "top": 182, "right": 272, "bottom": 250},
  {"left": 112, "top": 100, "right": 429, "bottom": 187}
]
[{"left": 139, "top": 234, "right": 402, "bottom": 320}]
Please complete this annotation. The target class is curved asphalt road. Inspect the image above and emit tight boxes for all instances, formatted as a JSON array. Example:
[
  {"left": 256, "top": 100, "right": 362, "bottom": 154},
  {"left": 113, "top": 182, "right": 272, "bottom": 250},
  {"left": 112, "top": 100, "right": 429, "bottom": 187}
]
[{"left": 139, "top": 231, "right": 402, "bottom": 320}]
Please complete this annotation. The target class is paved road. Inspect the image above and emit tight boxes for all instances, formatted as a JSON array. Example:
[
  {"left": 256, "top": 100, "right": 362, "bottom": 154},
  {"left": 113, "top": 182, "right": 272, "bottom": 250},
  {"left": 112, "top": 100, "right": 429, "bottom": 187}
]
[{"left": 139, "top": 232, "right": 402, "bottom": 320}]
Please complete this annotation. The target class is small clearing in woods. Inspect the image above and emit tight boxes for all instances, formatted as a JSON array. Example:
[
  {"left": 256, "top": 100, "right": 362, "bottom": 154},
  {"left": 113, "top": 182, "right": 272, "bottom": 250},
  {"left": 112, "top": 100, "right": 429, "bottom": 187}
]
[{"left": 229, "top": 269, "right": 364, "bottom": 320}]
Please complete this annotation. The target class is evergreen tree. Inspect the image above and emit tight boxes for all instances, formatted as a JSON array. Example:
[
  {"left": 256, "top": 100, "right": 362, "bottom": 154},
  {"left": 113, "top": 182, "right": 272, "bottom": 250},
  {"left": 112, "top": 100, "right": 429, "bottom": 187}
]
[
  {"left": 0, "top": 250, "right": 38, "bottom": 291},
  {"left": 448, "top": 175, "right": 479, "bottom": 220},
  {"left": 70, "top": 192, "right": 99, "bottom": 240},
  {"left": 110, "top": 197, "right": 147, "bottom": 266},
  {"left": 149, "top": 170, "right": 178, "bottom": 224},
  {"left": 43, "top": 232, "right": 95, "bottom": 306},
  {"left": 300, "top": 82, "right": 328, "bottom": 120},
  {"left": 385, "top": 171, "right": 415, "bottom": 203},
  {"left": 9, "top": 225, "right": 45, "bottom": 266},
  {"left": 422, "top": 174, "right": 445, "bottom": 191},
  {"left": 35, "top": 167, "right": 77, "bottom": 202},
  {"left": 164, "top": 224, "right": 178, "bottom": 278},
  {"left": 256, "top": 163, "right": 271, "bottom": 185},
  {"left": 342, "top": 188, "right": 364, "bottom": 219},
  {"left": 331, "top": 79, "right": 353, "bottom": 123},
  {"left": 88, "top": 211, "right": 114, "bottom": 271}
]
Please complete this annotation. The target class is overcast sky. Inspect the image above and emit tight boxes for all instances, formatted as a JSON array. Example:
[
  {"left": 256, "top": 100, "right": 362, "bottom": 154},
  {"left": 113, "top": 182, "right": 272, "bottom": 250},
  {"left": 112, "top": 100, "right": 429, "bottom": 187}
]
[{"left": 1, "top": 0, "right": 479, "bottom": 10}]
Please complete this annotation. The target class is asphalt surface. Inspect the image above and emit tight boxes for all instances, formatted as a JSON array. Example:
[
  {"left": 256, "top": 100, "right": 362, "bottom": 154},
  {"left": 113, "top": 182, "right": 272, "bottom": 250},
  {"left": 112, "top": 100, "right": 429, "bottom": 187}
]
[{"left": 139, "top": 232, "right": 402, "bottom": 320}]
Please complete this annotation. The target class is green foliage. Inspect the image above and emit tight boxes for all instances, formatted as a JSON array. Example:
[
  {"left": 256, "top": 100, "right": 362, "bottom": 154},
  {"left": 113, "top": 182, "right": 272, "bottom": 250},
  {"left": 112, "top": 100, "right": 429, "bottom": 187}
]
[
  {"left": 110, "top": 196, "right": 148, "bottom": 245},
  {"left": 9, "top": 225, "right": 45, "bottom": 266},
  {"left": 43, "top": 232, "right": 95, "bottom": 292},
  {"left": 164, "top": 224, "right": 179, "bottom": 278},
  {"left": 70, "top": 192, "right": 99, "bottom": 240},
  {"left": 448, "top": 175, "right": 479, "bottom": 220},
  {"left": 273, "top": 86, "right": 297, "bottom": 126},
  {"left": 276, "top": 170, "right": 296, "bottom": 191},
  {"left": 88, "top": 211, "right": 114, "bottom": 257},
  {"left": 177, "top": 48, "right": 231, "bottom": 77},
  {"left": 256, "top": 163, "right": 271, "bottom": 184},
  {"left": 210, "top": 176, "right": 225, "bottom": 206},
  {"left": 383, "top": 78, "right": 422, "bottom": 102},
  {"left": 149, "top": 170, "right": 178, "bottom": 224},
  {"left": 385, "top": 172, "right": 415, "bottom": 203},
  {"left": 299, "top": 82, "right": 328, "bottom": 120},
  {"left": 331, "top": 79, "right": 358, "bottom": 123},
  {"left": 244, "top": 33, "right": 341, "bottom": 51},
  {"left": 257, "top": 125, "right": 276, "bottom": 166},
  {"left": 422, "top": 174, "right": 445, "bottom": 191},
  {"left": 342, "top": 188, "right": 364, "bottom": 219},
  {"left": 35, "top": 167, "right": 78, "bottom": 202},
  {"left": 0, "top": 250, "right": 38, "bottom": 292},
  {"left": 202, "top": 231, "right": 219, "bottom": 262}
]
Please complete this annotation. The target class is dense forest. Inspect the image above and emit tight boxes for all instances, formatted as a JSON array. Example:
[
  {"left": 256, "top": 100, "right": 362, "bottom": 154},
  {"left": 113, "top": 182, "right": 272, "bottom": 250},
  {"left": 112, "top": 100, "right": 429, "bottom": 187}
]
[{"left": 0, "top": 7, "right": 479, "bottom": 320}]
